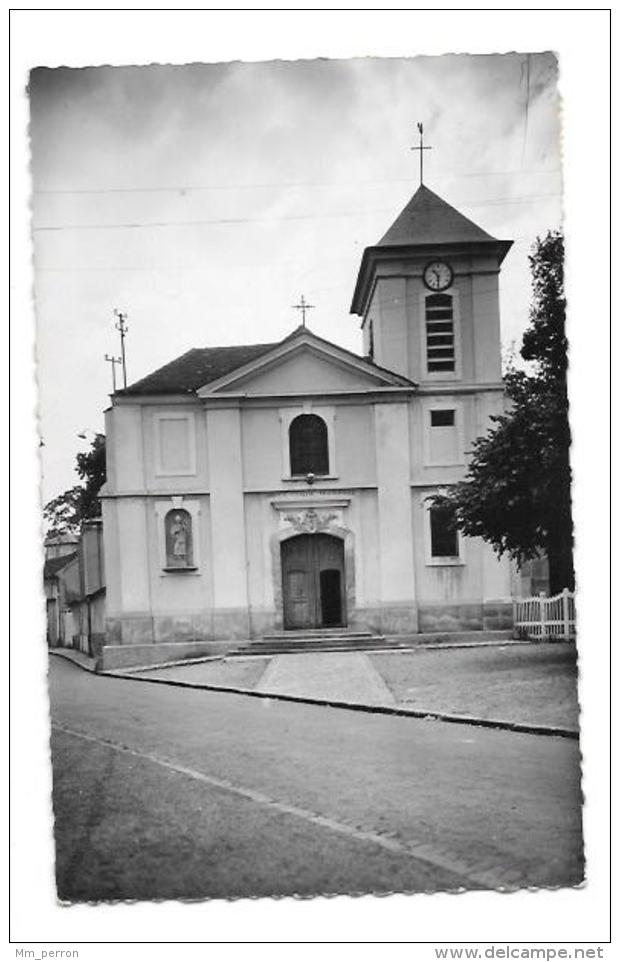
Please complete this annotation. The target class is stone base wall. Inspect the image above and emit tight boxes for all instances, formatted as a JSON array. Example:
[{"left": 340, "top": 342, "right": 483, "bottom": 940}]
[
  {"left": 482, "top": 601, "right": 513, "bottom": 631},
  {"left": 416, "top": 601, "right": 513, "bottom": 634},
  {"left": 99, "top": 640, "right": 234, "bottom": 672},
  {"left": 104, "top": 599, "right": 514, "bottom": 665},
  {"left": 106, "top": 608, "right": 253, "bottom": 647},
  {"left": 212, "top": 608, "right": 251, "bottom": 641},
  {"left": 249, "top": 608, "right": 279, "bottom": 638},
  {"left": 351, "top": 604, "right": 419, "bottom": 635},
  {"left": 418, "top": 603, "right": 484, "bottom": 634},
  {"left": 106, "top": 616, "right": 153, "bottom": 646}
]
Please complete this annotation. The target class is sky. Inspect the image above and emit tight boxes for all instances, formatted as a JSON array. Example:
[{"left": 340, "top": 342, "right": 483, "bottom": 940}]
[{"left": 30, "top": 52, "right": 562, "bottom": 502}]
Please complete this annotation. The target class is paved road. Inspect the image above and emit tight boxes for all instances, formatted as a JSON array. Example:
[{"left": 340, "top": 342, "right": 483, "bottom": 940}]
[{"left": 48, "top": 657, "right": 583, "bottom": 901}]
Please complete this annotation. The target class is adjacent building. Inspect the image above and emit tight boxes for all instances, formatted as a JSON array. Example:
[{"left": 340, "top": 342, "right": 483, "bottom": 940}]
[{"left": 45, "top": 521, "right": 106, "bottom": 656}]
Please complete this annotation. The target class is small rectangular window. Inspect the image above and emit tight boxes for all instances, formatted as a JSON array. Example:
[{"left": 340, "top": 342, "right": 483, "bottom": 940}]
[
  {"left": 428, "top": 407, "right": 460, "bottom": 464},
  {"left": 430, "top": 506, "right": 459, "bottom": 558},
  {"left": 430, "top": 409, "right": 455, "bottom": 427}
]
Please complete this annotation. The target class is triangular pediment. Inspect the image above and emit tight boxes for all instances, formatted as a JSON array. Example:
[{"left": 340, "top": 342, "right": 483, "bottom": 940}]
[{"left": 197, "top": 329, "right": 415, "bottom": 397}]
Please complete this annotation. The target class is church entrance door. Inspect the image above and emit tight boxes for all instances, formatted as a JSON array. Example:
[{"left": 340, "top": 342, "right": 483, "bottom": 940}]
[{"left": 281, "top": 534, "right": 346, "bottom": 630}]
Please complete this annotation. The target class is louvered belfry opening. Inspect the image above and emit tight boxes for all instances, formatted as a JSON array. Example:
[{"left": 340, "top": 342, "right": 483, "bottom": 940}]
[
  {"left": 425, "top": 293, "right": 455, "bottom": 372},
  {"left": 289, "top": 414, "right": 329, "bottom": 476}
]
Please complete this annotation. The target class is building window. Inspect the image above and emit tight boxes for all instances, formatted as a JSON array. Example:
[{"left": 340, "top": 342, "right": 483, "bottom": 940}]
[
  {"left": 164, "top": 509, "right": 194, "bottom": 568},
  {"left": 368, "top": 321, "right": 375, "bottom": 360},
  {"left": 425, "top": 404, "right": 464, "bottom": 467},
  {"left": 425, "top": 293, "right": 455, "bottom": 373},
  {"left": 429, "top": 505, "right": 459, "bottom": 558},
  {"left": 430, "top": 409, "right": 455, "bottom": 427},
  {"left": 289, "top": 414, "right": 329, "bottom": 476}
]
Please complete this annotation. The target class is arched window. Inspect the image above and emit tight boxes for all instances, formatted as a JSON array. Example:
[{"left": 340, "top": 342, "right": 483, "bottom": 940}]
[
  {"left": 289, "top": 414, "right": 329, "bottom": 476},
  {"left": 425, "top": 293, "right": 455, "bottom": 373},
  {"left": 165, "top": 508, "right": 193, "bottom": 568}
]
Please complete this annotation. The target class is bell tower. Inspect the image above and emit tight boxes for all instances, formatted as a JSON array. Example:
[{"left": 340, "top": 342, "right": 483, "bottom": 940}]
[{"left": 350, "top": 184, "right": 512, "bottom": 386}]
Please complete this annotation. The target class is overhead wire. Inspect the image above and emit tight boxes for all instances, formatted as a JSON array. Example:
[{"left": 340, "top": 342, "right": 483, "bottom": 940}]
[
  {"left": 32, "top": 191, "right": 562, "bottom": 233},
  {"left": 33, "top": 167, "right": 561, "bottom": 196}
]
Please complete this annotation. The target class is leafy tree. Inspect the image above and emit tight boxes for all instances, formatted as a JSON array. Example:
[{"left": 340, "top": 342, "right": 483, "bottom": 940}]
[
  {"left": 431, "top": 231, "right": 574, "bottom": 594},
  {"left": 44, "top": 433, "right": 106, "bottom": 537}
]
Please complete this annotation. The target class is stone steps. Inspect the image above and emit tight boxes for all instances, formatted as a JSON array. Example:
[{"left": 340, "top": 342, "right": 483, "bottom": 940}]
[
  {"left": 233, "top": 640, "right": 389, "bottom": 655},
  {"left": 262, "top": 629, "right": 377, "bottom": 641},
  {"left": 229, "top": 628, "right": 514, "bottom": 656},
  {"left": 233, "top": 629, "right": 386, "bottom": 655}
]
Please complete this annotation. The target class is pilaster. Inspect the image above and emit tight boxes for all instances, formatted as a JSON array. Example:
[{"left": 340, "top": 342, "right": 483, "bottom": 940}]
[
  {"left": 374, "top": 402, "right": 417, "bottom": 632},
  {"left": 206, "top": 406, "right": 249, "bottom": 624}
]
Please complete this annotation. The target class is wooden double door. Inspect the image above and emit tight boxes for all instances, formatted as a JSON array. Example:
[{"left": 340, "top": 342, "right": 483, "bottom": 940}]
[{"left": 281, "top": 534, "right": 346, "bottom": 630}]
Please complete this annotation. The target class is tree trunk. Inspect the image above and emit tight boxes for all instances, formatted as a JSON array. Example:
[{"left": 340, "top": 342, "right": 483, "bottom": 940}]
[{"left": 546, "top": 526, "right": 575, "bottom": 594}]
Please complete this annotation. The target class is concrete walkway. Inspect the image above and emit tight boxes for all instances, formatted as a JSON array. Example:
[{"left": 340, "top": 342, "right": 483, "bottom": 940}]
[{"left": 255, "top": 652, "right": 396, "bottom": 706}]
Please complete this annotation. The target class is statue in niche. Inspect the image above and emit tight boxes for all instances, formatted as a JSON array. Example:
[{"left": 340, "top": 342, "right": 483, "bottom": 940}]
[{"left": 165, "top": 509, "right": 193, "bottom": 568}]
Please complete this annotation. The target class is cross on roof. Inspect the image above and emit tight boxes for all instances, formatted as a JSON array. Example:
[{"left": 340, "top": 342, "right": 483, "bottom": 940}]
[
  {"left": 410, "top": 122, "right": 433, "bottom": 185},
  {"left": 292, "top": 294, "right": 315, "bottom": 327}
]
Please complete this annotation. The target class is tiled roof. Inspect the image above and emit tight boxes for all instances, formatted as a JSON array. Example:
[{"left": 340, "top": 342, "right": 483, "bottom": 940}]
[
  {"left": 378, "top": 184, "right": 497, "bottom": 247},
  {"left": 117, "top": 325, "right": 416, "bottom": 398},
  {"left": 45, "top": 533, "right": 79, "bottom": 547},
  {"left": 117, "top": 342, "right": 278, "bottom": 397},
  {"left": 44, "top": 552, "right": 77, "bottom": 580},
  {"left": 350, "top": 183, "right": 512, "bottom": 315}
]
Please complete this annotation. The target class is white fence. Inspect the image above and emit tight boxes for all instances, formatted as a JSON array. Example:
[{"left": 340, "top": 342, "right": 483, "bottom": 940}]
[{"left": 513, "top": 588, "right": 576, "bottom": 641}]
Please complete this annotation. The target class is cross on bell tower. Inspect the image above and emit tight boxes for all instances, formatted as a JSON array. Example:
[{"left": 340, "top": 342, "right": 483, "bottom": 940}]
[
  {"left": 292, "top": 294, "right": 314, "bottom": 328},
  {"left": 410, "top": 122, "right": 433, "bottom": 185}
]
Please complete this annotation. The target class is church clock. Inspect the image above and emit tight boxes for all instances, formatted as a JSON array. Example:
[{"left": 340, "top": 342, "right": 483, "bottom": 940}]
[{"left": 423, "top": 260, "right": 453, "bottom": 291}]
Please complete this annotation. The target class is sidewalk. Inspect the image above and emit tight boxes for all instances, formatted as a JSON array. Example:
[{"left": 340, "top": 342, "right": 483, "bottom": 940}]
[{"left": 100, "top": 643, "right": 579, "bottom": 737}]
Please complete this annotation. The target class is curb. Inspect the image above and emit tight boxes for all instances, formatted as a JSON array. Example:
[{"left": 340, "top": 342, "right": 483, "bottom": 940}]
[
  {"left": 49, "top": 649, "right": 97, "bottom": 673},
  {"left": 99, "top": 666, "right": 578, "bottom": 740}
]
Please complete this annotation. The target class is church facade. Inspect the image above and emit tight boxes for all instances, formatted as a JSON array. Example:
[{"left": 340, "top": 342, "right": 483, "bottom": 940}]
[{"left": 100, "top": 184, "right": 515, "bottom": 668}]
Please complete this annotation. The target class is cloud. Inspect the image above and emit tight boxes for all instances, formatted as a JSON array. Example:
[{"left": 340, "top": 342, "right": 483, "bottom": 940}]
[{"left": 30, "top": 53, "right": 562, "bottom": 500}]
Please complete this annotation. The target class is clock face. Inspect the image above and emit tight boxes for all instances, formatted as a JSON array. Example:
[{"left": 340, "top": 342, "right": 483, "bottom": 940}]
[{"left": 423, "top": 260, "right": 453, "bottom": 291}]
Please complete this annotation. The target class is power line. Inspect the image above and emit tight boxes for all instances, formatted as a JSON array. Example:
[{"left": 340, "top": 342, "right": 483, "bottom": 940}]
[
  {"left": 32, "top": 169, "right": 561, "bottom": 197},
  {"left": 34, "top": 210, "right": 374, "bottom": 232},
  {"left": 35, "top": 237, "right": 552, "bottom": 276},
  {"left": 32, "top": 192, "right": 562, "bottom": 233}
]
